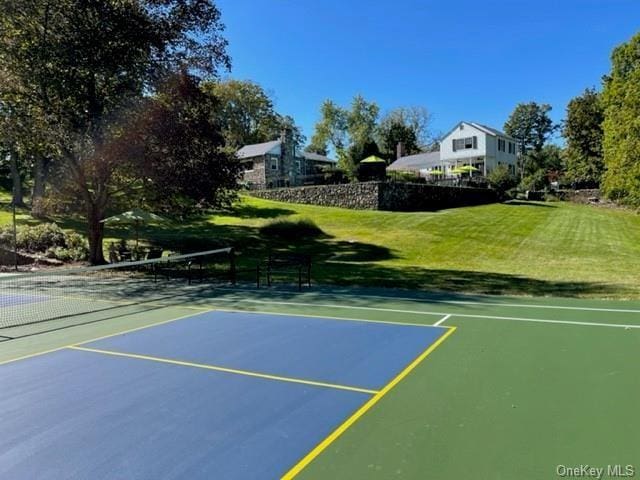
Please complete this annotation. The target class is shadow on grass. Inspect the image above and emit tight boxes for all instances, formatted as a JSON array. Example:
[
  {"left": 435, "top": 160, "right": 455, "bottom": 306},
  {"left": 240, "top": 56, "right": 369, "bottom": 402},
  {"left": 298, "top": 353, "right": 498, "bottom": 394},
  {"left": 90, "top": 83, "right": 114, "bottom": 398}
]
[
  {"left": 307, "top": 263, "right": 620, "bottom": 298},
  {"left": 40, "top": 204, "right": 620, "bottom": 299},
  {"left": 504, "top": 200, "right": 557, "bottom": 208},
  {"left": 227, "top": 203, "right": 296, "bottom": 219}
]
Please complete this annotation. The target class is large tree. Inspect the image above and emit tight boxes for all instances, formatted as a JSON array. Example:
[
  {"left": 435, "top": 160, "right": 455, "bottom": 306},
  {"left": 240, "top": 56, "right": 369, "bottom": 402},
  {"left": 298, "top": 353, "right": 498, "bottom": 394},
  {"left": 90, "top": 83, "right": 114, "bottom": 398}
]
[
  {"left": 309, "top": 95, "right": 379, "bottom": 178},
  {"left": 0, "top": 0, "right": 231, "bottom": 263},
  {"left": 135, "top": 72, "right": 241, "bottom": 214},
  {"left": 504, "top": 102, "right": 556, "bottom": 177},
  {"left": 563, "top": 88, "right": 604, "bottom": 187},
  {"left": 202, "top": 79, "right": 304, "bottom": 151},
  {"left": 376, "top": 106, "right": 433, "bottom": 158},
  {"left": 601, "top": 32, "right": 640, "bottom": 206}
]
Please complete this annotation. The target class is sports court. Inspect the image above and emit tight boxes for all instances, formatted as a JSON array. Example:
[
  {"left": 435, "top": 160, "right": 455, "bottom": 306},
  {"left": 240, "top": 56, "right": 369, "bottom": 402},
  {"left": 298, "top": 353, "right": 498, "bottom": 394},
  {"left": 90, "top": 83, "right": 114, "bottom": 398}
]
[{"left": 1, "top": 250, "right": 639, "bottom": 479}]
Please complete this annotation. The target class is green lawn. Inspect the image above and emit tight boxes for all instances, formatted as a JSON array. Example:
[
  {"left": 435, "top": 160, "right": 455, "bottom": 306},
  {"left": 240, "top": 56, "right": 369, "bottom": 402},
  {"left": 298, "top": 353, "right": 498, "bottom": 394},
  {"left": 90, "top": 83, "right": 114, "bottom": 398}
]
[{"left": 2, "top": 193, "right": 640, "bottom": 298}]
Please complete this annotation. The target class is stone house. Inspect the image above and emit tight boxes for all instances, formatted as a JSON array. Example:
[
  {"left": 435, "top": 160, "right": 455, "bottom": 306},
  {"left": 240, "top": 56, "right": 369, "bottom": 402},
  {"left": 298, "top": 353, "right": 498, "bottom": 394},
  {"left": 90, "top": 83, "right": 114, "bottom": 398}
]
[{"left": 237, "top": 130, "right": 336, "bottom": 188}]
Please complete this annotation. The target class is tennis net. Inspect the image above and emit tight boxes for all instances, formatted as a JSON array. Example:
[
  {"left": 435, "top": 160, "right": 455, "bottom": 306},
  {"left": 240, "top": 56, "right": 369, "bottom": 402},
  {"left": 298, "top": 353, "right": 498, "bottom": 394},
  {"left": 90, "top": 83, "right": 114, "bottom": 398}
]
[{"left": 0, "top": 247, "right": 235, "bottom": 330}]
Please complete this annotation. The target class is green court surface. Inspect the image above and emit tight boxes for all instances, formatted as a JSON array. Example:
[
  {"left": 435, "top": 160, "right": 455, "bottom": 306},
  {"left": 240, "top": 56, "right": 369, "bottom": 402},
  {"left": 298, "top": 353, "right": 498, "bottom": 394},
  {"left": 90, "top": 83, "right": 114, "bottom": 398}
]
[{"left": 1, "top": 284, "right": 639, "bottom": 479}]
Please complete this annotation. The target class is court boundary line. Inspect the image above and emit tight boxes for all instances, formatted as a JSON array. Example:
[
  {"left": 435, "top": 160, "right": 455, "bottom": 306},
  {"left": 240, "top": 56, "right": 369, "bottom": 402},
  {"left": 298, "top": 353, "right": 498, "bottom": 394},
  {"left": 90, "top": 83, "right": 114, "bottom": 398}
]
[
  {"left": 212, "top": 285, "right": 640, "bottom": 314},
  {"left": 433, "top": 314, "right": 451, "bottom": 326},
  {"left": 281, "top": 325, "right": 457, "bottom": 480},
  {"left": 208, "top": 299, "right": 640, "bottom": 329},
  {"left": 0, "top": 308, "right": 216, "bottom": 367},
  {"left": 214, "top": 307, "right": 447, "bottom": 328},
  {"left": 69, "top": 345, "right": 378, "bottom": 395}
]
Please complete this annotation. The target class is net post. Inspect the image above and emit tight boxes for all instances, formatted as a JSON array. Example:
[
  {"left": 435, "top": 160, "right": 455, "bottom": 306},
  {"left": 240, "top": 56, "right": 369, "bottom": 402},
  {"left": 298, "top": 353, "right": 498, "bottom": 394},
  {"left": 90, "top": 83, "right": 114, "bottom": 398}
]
[
  {"left": 229, "top": 248, "right": 236, "bottom": 285},
  {"left": 256, "top": 264, "right": 260, "bottom": 289}
]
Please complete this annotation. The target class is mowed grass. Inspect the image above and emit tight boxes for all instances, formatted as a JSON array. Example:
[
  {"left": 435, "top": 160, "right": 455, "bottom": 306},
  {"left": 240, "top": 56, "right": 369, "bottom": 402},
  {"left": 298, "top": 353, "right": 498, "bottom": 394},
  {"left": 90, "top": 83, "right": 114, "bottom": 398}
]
[
  {"left": 2, "top": 191, "right": 640, "bottom": 298},
  {"left": 206, "top": 196, "right": 640, "bottom": 299}
]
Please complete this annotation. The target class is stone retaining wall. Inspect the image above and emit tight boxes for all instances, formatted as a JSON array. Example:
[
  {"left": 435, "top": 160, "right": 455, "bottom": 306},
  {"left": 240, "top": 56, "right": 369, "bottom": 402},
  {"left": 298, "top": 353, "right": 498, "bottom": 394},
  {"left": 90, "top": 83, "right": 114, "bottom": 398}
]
[{"left": 249, "top": 182, "right": 498, "bottom": 211}]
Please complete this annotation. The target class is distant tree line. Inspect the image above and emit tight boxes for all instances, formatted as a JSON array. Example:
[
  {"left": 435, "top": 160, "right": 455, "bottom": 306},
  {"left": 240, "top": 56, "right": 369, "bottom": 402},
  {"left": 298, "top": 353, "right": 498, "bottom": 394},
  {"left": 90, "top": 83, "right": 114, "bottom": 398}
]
[
  {"left": 0, "top": 0, "right": 307, "bottom": 264},
  {"left": 501, "top": 31, "right": 640, "bottom": 207}
]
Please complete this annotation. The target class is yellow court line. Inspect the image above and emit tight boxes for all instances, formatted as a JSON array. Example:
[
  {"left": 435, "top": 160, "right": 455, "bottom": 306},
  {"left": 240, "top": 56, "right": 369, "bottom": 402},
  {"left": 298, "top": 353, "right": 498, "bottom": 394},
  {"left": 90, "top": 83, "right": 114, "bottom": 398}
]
[
  {"left": 68, "top": 345, "right": 379, "bottom": 395},
  {"left": 281, "top": 325, "right": 457, "bottom": 480},
  {"left": 0, "top": 308, "right": 213, "bottom": 367}
]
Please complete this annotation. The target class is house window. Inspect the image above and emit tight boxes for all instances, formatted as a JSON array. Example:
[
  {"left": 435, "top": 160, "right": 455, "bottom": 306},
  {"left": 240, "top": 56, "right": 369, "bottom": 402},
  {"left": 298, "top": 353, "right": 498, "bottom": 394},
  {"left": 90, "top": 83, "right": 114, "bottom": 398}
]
[
  {"left": 508, "top": 142, "right": 516, "bottom": 154},
  {"left": 295, "top": 160, "right": 301, "bottom": 172},
  {"left": 271, "top": 157, "right": 278, "bottom": 170},
  {"left": 453, "top": 136, "right": 477, "bottom": 151},
  {"left": 242, "top": 161, "right": 254, "bottom": 172},
  {"left": 498, "top": 139, "right": 508, "bottom": 152}
]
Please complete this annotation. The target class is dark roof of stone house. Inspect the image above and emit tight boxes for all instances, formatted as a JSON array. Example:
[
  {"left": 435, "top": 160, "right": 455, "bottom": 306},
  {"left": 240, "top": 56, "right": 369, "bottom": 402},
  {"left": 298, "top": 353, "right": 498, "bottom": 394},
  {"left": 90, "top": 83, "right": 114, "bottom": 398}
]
[
  {"left": 302, "top": 151, "right": 335, "bottom": 163},
  {"left": 237, "top": 140, "right": 336, "bottom": 163},
  {"left": 236, "top": 140, "right": 280, "bottom": 159}
]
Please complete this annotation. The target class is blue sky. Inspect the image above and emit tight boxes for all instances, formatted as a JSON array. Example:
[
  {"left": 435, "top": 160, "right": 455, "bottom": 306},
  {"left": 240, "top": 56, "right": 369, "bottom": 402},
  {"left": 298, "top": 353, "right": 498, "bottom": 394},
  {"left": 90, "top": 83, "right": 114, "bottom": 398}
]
[{"left": 216, "top": 0, "right": 640, "bottom": 144}]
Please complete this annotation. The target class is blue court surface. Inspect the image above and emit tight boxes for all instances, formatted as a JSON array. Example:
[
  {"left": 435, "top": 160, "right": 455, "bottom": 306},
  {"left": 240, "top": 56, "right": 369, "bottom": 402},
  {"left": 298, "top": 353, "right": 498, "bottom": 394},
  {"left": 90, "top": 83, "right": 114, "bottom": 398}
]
[
  {"left": 0, "top": 311, "right": 446, "bottom": 479},
  {"left": 0, "top": 293, "right": 45, "bottom": 308}
]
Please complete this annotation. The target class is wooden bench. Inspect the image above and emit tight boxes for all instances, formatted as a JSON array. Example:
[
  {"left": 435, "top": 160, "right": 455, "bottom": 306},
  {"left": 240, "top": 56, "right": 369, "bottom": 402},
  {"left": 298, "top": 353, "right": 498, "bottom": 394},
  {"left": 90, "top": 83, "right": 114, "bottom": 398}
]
[{"left": 257, "top": 253, "right": 311, "bottom": 291}]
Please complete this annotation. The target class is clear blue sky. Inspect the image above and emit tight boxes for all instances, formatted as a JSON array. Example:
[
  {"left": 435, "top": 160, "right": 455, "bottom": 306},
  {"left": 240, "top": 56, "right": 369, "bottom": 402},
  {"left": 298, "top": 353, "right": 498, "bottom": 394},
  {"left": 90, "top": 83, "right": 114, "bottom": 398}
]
[{"left": 216, "top": 0, "right": 640, "bottom": 144}]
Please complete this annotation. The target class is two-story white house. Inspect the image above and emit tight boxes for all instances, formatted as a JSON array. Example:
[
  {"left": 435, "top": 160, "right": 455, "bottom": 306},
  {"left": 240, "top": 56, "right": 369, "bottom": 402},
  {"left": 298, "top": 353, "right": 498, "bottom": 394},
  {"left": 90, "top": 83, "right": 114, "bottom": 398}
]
[{"left": 440, "top": 121, "right": 518, "bottom": 176}]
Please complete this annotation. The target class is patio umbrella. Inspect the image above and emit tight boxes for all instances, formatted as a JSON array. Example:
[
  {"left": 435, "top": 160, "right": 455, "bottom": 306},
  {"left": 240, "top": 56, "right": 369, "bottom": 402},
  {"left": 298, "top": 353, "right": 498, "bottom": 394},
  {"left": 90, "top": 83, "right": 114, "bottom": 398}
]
[
  {"left": 100, "top": 208, "right": 167, "bottom": 249},
  {"left": 359, "top": 155, "right": 386, "bottom": 163},
  {"left": 428, "top": 169, "right": 444, "bottom": 175},
  {"left": 458, "top": 165, "right": 479, "bottom": 173}
]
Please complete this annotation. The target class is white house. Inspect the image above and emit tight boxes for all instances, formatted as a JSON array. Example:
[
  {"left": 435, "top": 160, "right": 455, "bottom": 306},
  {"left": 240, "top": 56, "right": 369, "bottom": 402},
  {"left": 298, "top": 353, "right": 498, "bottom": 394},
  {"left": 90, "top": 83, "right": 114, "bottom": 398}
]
[
  {"left": 388, "top": 121, "right": 518, "bottom": 178},
  {"left": 440, "top": 121, "right": 518, "bottom": 176}
]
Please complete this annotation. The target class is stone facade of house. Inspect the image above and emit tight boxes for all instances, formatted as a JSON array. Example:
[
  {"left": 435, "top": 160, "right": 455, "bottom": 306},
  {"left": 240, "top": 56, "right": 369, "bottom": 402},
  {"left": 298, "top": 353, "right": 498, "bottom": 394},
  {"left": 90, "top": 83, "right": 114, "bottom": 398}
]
[{"left": 237, "top": 130, "right": 335, "bottom": 189}]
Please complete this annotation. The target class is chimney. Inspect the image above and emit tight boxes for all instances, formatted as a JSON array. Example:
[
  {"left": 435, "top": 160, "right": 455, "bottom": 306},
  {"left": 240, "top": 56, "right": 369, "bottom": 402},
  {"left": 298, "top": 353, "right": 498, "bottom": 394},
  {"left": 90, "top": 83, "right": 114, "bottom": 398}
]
[
  {"left": 280, "top": 127, "right": 294, "bottom": 157},
  {"left": 396, "top": 142, "right": 405, "bottom": 160}
]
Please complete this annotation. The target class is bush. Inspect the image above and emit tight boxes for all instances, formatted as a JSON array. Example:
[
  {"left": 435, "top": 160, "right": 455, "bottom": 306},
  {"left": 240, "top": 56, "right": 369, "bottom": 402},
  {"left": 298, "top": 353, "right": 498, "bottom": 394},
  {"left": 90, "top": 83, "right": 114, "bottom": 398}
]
[
  {"left": 519, "top": 169, "right": 548, "bottom": 192},
  {"left": 487, "top": 165, "right": 518, "bottom": 199},
  {"left": 259, "top": 218, "right": 324, "bottom": 240},
  {"left": 0, "top": 223, "right": 88, "bottom": 261}
]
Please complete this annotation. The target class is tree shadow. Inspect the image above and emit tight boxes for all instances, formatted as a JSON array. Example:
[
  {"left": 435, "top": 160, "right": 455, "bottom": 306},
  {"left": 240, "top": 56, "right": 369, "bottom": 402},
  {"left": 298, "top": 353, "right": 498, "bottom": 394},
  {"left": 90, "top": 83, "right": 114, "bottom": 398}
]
[
  {"left": 504, "top": 200, "right": 557, "bottom": 208},
  {"left": 226, "top": 204, "right": 296, "bottom": 219},
  {"left": 41, "top": 204, "right": 621, "bottom": 299}
]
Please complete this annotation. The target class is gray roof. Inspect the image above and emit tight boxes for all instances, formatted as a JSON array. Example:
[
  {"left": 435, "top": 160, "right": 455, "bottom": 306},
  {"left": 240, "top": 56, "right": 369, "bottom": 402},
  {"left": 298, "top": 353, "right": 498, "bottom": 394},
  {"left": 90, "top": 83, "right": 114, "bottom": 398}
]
[
  {"left": 442, "top": 121, "right": 517, "bottom": 142},
  {"left": 387, "top": 151, "right": 441, "bottom": 171},
  {"left": 470, "top": 122, "right": 515, "bottom": 140},
  {"left": 236, "top": 140, "right": 280, "bottom": 159},
  {"left": 236, "top": 141, "right": 337, "bottom": 163},
  {"left": 302, "top": 151, "right": 336, "bottom": 163}
]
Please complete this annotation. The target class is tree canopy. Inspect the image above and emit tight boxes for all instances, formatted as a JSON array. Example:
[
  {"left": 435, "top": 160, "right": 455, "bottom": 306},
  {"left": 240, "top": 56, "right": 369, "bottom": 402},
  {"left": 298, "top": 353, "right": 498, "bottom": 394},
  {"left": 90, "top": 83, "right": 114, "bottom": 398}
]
[
  {"left": 563, "top": 88, "right": 604, "bottom": 188},
  {"left": 601, "top": 31, "right": 640, "bottom": 206},
  {"left": 202, "top": 79, "right": 304, "bottom": 151},
  {"left": 0, "top": 0, "right": 234, "bottom": 263}
]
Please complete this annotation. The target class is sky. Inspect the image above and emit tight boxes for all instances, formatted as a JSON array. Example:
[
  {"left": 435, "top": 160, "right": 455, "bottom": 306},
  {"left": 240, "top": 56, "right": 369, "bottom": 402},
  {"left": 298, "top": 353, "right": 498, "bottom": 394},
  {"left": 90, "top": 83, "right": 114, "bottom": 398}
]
[{"left": 216, "top": 0, "right": 640, "bottom": 144}]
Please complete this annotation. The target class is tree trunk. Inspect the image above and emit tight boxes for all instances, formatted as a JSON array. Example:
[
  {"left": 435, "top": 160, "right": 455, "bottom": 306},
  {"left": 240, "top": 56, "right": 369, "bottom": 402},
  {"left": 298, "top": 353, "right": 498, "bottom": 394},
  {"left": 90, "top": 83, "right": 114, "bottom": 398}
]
[
  {"left": 31, "top": 154, "right": 50, "bottom": 218},
  {"left": 32, "top": 154, "right": 49, "bottom": 200},
  {"left": 87, "top": 203, "right": 106, "bottom": 265},
  {"left": 9, "top": 149, "right": 25, "bottom": 207}
]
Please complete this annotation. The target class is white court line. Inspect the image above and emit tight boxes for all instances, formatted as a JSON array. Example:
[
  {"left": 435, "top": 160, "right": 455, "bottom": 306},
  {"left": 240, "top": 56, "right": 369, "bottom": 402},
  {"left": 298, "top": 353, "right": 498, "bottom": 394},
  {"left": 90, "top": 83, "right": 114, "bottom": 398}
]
[
  {"left": 433, "top": 314, "right": 451, "bottom": 327},
  {"left": 213, "top": 286, "right": 640, "bottom": 314},
  {"left": 209, "top": 298, "right": 640, "bottom": 330},
  {"left": 214, "top": 308, "right": 448, "bottom": 329}
]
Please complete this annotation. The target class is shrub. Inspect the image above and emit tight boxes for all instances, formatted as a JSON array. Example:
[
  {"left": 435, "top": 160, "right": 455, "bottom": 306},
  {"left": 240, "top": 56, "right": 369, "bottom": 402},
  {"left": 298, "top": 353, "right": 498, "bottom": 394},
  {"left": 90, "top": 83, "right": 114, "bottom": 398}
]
[
  {"left": 259, "top": 218, "right": 324, "bottom": 240},
  {"left": 487, "top": 165, "right": 518, "bottom": 199},
  {"left": 0, "top": 223, "right": 88, "bottom": 261},
  {"left": 519, "top": 169, "right": 548, "bottom": 192}
]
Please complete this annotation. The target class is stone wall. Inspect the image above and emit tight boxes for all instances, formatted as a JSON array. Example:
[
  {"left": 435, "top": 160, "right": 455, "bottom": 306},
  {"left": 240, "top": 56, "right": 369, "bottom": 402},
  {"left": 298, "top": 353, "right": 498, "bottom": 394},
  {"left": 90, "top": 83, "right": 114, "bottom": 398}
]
[
  {"left": 378, "top": 182, "right": 498, "bottom": 211},
  {"left": 556, "top": 189, "right": 601, "bottom": 204},
  {"left": 250, "top": 182, "right": 498, "bottom": 211},
  {"left": 251, "top": 182, "right": 380, "bottom": 209}
]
